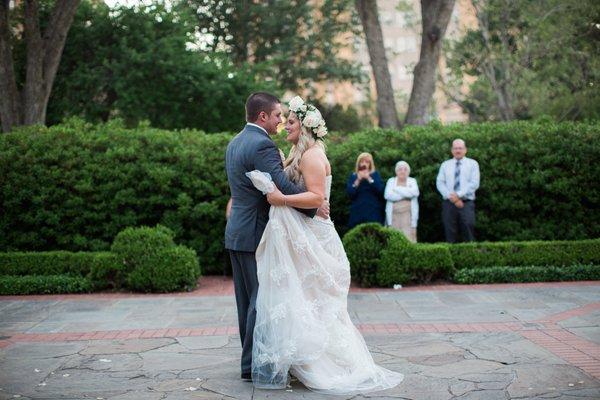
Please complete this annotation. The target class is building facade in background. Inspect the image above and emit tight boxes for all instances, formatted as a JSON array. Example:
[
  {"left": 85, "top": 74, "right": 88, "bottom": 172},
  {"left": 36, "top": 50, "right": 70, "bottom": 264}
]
[{"left": 316, "top": 0, "right": 476, "bottom": 124}]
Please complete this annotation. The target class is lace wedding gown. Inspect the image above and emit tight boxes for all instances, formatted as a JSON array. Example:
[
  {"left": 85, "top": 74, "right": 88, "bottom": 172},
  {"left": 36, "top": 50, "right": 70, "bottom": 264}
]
[{"left": 247, "top": 171, "right": 403, "bottom": 395}]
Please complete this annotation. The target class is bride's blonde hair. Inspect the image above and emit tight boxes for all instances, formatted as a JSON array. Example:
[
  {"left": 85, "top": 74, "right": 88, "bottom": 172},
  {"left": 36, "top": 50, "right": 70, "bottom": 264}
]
[{"left": 284, "top": 118, "right": 326, "bottom": 182}]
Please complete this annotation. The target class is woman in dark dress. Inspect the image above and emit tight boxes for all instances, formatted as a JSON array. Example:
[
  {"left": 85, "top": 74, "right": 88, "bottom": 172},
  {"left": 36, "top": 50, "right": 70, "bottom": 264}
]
[{"left": 346, "top": 152, "right": 385, "bottom": 228}]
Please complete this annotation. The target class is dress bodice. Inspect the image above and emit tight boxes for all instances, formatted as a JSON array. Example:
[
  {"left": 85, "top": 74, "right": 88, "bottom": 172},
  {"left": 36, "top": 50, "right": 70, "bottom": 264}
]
[{"left": 298, "top": 175, "right": 332, "bottom": 200}]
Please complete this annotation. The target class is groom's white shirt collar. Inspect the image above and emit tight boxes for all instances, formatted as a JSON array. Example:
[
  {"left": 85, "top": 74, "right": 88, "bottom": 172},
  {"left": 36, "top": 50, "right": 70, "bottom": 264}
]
[{"left": 246, "top": 122, "right": 268, "bottom": 136}]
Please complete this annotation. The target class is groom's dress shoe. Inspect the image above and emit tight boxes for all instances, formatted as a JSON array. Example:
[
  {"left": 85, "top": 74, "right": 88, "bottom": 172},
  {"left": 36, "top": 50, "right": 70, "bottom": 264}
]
[{"left": 241, "top": 372, "right": 252, "bottom": 382}]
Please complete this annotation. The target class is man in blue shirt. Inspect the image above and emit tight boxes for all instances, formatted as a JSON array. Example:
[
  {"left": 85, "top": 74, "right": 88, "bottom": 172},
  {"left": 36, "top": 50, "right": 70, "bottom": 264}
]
[{"left": 436, "top": 139, "right": 480, "bottom": 242}]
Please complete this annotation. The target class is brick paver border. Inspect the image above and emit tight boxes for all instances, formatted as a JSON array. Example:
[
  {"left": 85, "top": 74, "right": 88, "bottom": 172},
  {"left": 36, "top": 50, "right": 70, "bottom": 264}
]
[
  {"left": 1, "top": 282, "right": 599, "bottom": 381},
  {"left": 2, "top": 309, "right": 599, "bottom": 379},
  {"left": 0, "top": 278, "right": 599, "bottom": 301}
]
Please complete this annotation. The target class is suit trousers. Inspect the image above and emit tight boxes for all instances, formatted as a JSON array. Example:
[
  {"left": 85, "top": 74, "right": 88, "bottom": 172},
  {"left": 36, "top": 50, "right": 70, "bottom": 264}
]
[
  {"left": 442, "top": 199, "right": 476, "bottom": 243},
  {"left": 228, "top": 250, "right": 259, "bottom": 375}
]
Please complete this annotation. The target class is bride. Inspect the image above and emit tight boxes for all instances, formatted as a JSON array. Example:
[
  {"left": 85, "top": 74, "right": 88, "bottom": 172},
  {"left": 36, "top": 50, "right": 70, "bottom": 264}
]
[{"left": 246, "top": 96, "right": 403, "bottom": 395}]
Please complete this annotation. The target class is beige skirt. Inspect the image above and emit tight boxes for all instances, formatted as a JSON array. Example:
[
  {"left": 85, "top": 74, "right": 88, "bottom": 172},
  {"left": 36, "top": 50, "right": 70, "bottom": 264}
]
[{"left": 391, "top": 200, "right": 417, "bottom": 243}]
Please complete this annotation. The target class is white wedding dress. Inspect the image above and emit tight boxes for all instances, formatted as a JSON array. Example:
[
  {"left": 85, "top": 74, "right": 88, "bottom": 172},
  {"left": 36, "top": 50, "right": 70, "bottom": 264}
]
[{"left": 246, "top": 171, "right": 403, "bottom": 395}]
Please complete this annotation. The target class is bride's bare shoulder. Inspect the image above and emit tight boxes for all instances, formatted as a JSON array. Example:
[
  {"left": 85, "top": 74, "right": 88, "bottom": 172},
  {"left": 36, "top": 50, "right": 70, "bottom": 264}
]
[
  {"left": 301, "top": 146, "right": 328, "bottom": 162},
  {"left": 300, "top": 146, "right": 330, "bottom": 173}
]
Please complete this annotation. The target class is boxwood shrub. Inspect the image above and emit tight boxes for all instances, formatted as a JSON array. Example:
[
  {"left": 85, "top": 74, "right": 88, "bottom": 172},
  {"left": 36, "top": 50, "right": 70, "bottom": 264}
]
[{"left": 1, "top": 120, "right": 598, "bottom": 274}]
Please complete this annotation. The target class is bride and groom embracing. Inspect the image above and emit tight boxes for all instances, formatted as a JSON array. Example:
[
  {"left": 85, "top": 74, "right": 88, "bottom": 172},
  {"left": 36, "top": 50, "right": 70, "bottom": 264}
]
[{"left": 224, "top": 92, "right": 403, "bottom": 395}]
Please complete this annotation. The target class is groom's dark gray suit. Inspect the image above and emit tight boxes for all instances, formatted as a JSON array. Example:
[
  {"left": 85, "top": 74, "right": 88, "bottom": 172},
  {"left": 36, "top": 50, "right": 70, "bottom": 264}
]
[{"left": 225, "top": 123, "right": 315, "bottom": 376}]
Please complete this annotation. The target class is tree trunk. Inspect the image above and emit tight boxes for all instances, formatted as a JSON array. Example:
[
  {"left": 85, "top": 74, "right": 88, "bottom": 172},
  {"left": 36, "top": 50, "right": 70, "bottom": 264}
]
[
  {"left": 0, "top": 0, "right": 79, "bottom": 133},
  {"left": 0, "top": 0, "right": 21, "bottom": 132},
  {"left": 355, "top": 0, "right": 400, "bottom": 129},
  {"left": 473, "top": 0, "right": 514, "bottom": 120},
  {"left": 405, "top": 0, "right": 455, "bottom": 125}
]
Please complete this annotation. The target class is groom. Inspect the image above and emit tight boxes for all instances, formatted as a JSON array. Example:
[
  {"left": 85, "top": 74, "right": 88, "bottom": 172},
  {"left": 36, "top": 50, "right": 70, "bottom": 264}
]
[{"left": 225, "top": 92, "right": 328, "bottom": 381}]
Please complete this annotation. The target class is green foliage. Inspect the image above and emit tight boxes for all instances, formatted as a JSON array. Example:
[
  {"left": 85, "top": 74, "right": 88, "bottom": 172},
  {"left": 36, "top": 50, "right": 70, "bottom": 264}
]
[
  {"left": 0, "top": 225, "right": 199, "bottom": 293},
  {"left": 0, "top": 275, "right": 93, "bottom": 295},
  {"left": 444, "top": 0, "right": 600, "bottom": 122},
  {"left": 111, "top": 225, "right": 200, "bottom": 292},
  {"left": 0, "top": 251, "right": 119, "bottom": 277},
  {"left": 376, "top": 234, "right": 413, "bottom": 286},
  {"left": 341, "top": 223, "right": 405, "bottom": 287},
  {"left": 327, "top": 121, "right": 600, "bottom": 242},
  {"left": 1, "top": 120, "right": 599, "bottom": 274},
  {"left": 46, "top": 2, "right": 271, "bottom": 131},
  {"left": 126, "top": 245, "right": 200, "bottom": 293},
  {"left": 87, "top": 252, "right": 126, "bottom": 290},
  {"left": 454, "top": 265, "right": 600, "bottom": 284},
  {"left": 379, "top": 243, "right": 454, "bottom": 286},
  {"left": 345, "top": 223, "right": 598, "bottom": 286},
  {"left": 343, "top": 224, "right": 453, "bottom": 287},
  {"left": 189, "top": 0, "right": 364, "bottom": 94},
  {"left": 0, "top": 122, "right": 230, "bottom": 273},
  {"left": 450, "top": 239, "right": 600, "bottom": 270},
  {"left": 111, "top": 225, "right": 176, "bottom": 272}
]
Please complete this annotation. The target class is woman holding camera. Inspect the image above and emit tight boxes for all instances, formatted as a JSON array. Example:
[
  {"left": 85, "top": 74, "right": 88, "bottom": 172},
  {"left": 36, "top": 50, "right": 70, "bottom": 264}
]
[{"left": 346, "top": 152, "right": 385, "bottom": 228}]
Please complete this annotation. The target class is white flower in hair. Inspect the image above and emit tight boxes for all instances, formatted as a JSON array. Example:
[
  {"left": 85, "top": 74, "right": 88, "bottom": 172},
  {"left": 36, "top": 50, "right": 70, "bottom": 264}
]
[
  {"left": 287, "top": 95, "right": 328, "bottom": 139},
  {"left": 303, "top": 109, "right": 322, "bottom": 128},
  {"left": 316, "top": 124, "right": 328, "bottom": 138},
  {"left": 288, "top": 96, "right": 305, "bottom": 112}
]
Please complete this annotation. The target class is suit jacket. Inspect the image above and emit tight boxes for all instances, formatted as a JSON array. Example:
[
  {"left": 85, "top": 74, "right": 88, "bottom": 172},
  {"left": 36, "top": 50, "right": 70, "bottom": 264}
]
[{"left": 225, "top": 124, "right": 315, "bottom": 252}]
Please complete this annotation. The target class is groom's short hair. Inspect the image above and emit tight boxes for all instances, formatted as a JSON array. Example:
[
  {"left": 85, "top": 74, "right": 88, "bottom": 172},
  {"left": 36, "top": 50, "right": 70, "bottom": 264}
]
[{"left": 246, "top": 92, "right": 280, "bottom": 122}]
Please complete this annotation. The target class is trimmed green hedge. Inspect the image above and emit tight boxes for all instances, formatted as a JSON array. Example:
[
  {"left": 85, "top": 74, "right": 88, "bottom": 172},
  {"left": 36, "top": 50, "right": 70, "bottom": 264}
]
[
  {"left": 454, "top": 264, "right": 600, "bottom": 284},
  {"left": 343, "top": 224, "right": 454, "bottom": 287},
  {"left": 378, "top": 243, "right": 454, "bottom": 286},
  {"left": 126, "top": 245, "right": 200, "bottom": 292},
  {"left": 0, "top": 251, "right": 119, "bottom": 277},
  {"left": 344, "top": 223, "right": 600, "bottom": 286},
  {"left": 1, "top": 120, "right": 599, "bottom": 273},
  {"left": 0, "top": 225, "right": 201, "bottom": 294},
  {"left": 0, "top": 119, "right": 229, "bottom": 274},
  {"left": 111, "top": 225, "right": 201, "bottom": 292},
  {"left": 450, "top": 239, "right": 600, "bottom": 269},
  {"left": 0, "top": 275, "right": 93, "bottom": 295},
  {"left": 342, "top": 223, "right": 407, "bottom": 287}
]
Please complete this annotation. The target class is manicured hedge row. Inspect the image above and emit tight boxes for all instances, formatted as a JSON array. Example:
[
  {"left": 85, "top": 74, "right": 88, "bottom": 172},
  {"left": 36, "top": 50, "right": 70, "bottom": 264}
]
[
  {"left": 344, "top": 224, "right": 455, "bottom": 287},
  {"left": 0, "top": 225, "right": 201, "bottom": 294},
  {"left": 378, "top": 243, "right": 454, "bottom": 286},
  {"left": 0, "top": 119, "right": 229, "bottom": 274},
  {"left": 1, "top": 119, "right": 599, "bottom": 273},
  {"left": 0, "top": 275, "right": 93, "bottom": 295},
  {"left": 344, "top": 224, "right": 600, "bottom": 287},
  {"left": 449, "top": 239, "right": 600, "bottom": 269},
  {"left": 0, "top": 251, "right": 118, "bottom": 277},
  {"left": 454, "top": 264, "right": 600, "bottom": 284}
]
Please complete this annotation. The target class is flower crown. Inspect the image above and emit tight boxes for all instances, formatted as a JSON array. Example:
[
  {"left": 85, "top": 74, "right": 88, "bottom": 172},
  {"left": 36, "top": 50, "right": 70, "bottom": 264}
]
[{"left": 288, "top": 96, "right": 328, "bottom": 139}]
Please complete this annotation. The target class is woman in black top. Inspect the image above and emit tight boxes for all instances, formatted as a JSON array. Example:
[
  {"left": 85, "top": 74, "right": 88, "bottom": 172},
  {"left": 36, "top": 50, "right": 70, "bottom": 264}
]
[{"left": 346, "top": 152, "right": 385, "bottom": 228}]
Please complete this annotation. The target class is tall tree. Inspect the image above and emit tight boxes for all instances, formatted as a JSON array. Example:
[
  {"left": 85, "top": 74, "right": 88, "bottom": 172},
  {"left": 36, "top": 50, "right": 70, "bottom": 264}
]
[
  {"left": 0, "top": 0, "right": 79, "bottom": 132},
  {"left": 47, "top": 2, "right": 271, "bottom": 132},
  {"left": 355, "top": 0, "right": 400, "bottom": 128},
  {"left": 444, "top": 0, "right": 600, "bottom": 122},
  {"left": 405, "top": 0, "right": 455, "bottom": 125},
  {"left": 186, "top": 0, "right": 363, "bottom": 94}
]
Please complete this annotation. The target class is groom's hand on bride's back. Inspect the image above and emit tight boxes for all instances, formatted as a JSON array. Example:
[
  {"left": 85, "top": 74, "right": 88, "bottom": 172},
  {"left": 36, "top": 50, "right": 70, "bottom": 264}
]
[{"left": 316, "top": 200, "right": 330, "bottom": 219}]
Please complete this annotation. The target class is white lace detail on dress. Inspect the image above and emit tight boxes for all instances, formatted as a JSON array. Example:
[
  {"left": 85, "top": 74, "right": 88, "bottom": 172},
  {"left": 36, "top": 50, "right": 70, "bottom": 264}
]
[{"left": 248, "top": 172, "right": 403, "bottom": 395}]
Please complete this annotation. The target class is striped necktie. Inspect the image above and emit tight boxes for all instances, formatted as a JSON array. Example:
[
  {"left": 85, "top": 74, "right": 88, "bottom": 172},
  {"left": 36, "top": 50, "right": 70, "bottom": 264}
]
[{"left": 453, "top": 160, "right": 461, "bottom": 192}]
